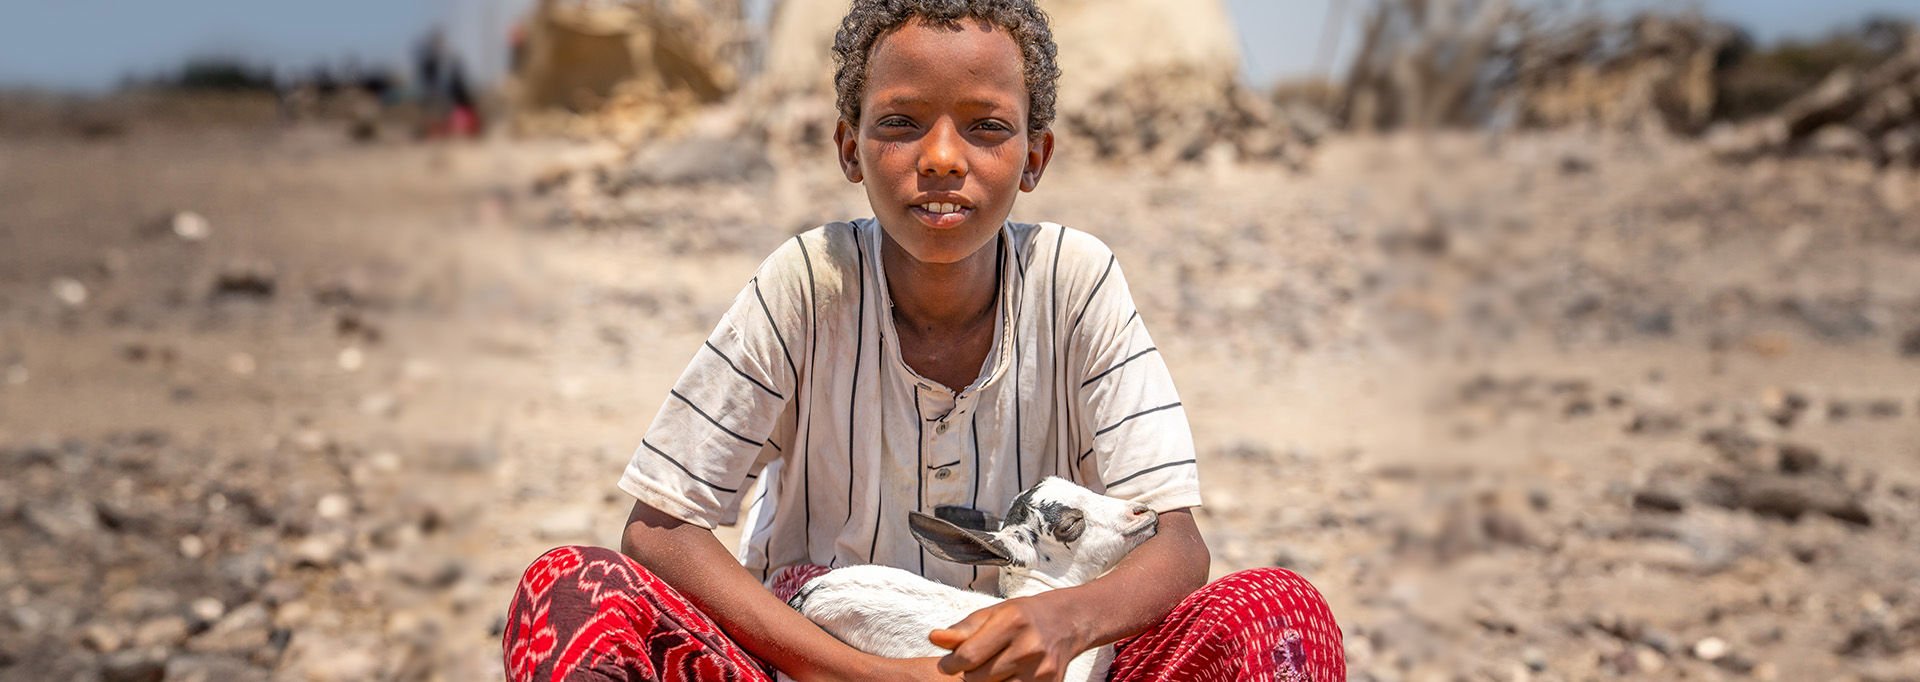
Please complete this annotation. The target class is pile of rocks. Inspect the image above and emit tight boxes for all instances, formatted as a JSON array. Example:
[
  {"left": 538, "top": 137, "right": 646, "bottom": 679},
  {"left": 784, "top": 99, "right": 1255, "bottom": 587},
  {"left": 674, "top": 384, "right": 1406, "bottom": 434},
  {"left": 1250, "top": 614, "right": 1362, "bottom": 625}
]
[{"left": 1712, "top": 36, "right": 1920, "bottom": 167}]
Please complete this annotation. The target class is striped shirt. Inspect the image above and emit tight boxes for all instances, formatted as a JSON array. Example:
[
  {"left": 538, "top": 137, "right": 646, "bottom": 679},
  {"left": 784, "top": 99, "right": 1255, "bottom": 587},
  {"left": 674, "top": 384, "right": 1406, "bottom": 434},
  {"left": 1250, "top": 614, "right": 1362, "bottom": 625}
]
[{"left": 618, "top": 219, "right": 1201, "bottom": 593}]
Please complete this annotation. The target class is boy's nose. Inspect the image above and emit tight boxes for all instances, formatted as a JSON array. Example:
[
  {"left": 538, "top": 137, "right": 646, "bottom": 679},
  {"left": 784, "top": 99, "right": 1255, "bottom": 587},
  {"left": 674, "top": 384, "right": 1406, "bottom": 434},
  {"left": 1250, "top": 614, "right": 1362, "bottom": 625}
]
[{"left": 917, "top": 123, "right": 967, "bottom": 177}]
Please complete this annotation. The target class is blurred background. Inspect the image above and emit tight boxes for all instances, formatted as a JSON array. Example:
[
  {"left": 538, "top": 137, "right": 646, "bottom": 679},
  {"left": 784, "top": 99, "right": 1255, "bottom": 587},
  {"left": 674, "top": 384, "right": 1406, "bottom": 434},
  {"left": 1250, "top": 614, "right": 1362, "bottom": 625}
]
[{"left": 4, "top": 0, "right": 1920, "bottom": 680}]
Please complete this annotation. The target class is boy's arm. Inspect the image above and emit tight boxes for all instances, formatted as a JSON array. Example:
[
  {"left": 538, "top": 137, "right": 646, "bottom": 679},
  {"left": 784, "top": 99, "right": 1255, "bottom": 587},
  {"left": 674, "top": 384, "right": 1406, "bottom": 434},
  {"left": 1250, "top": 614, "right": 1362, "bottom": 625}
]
[
  {"left": 620, "top": 501, "right": 955, "bottom": 681},
  {"left": 930, "top": 508, "right": 1208, "bottom": 680}
]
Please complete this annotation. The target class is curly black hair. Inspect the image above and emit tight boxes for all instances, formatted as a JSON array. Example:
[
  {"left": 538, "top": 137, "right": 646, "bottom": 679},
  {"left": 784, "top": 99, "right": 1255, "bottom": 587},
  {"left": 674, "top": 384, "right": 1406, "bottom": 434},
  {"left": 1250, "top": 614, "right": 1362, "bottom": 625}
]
[{"left": 831, "top": 0, "right": 1061, "bottom": 136}]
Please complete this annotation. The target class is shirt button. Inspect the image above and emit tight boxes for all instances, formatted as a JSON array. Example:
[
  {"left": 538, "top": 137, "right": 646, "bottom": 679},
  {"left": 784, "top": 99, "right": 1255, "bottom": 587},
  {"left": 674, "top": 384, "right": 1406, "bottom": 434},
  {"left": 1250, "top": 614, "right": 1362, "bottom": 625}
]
[
  {"left": 934, "top": 422, "right": 949, "bottom": 435},
  {"left": 934, "top": 467, "right": 953, "bottom": 480}
]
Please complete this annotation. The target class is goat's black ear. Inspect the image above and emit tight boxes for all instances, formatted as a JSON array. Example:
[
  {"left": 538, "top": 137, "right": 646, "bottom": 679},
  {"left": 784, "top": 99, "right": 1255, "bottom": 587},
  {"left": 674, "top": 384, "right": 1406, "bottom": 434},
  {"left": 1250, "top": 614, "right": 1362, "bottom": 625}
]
[
  {"left": 1051, "top": 508, "right": 1085, "bottom": 544},
  {"left": 934, "top": 505, "right": 1003, "bottom": 532},
  {"left": 910, "top": 511, "right": 1014, "bottom": 567}
]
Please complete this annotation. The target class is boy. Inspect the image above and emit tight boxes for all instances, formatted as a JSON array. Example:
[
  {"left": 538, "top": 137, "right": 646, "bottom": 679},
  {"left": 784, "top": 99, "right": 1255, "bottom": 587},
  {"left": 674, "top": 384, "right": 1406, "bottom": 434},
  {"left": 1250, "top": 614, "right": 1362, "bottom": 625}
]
[{"left": 504, "top": 1, "right": 1343, "bottom": 680}]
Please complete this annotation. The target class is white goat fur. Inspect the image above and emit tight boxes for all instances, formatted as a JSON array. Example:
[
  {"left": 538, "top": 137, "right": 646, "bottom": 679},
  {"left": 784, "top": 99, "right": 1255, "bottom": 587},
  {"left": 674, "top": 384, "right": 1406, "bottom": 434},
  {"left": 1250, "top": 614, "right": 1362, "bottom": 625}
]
[{"left": 785, "top": 477, "right": 1159, "bottom": 681}]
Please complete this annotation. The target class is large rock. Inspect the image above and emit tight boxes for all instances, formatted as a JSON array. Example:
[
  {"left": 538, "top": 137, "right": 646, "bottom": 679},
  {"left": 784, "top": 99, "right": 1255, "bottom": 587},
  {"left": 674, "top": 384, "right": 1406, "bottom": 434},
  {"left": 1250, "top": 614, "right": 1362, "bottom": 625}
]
[{"left": 759, "top": 0, "right": 1242, "bottom": 109}]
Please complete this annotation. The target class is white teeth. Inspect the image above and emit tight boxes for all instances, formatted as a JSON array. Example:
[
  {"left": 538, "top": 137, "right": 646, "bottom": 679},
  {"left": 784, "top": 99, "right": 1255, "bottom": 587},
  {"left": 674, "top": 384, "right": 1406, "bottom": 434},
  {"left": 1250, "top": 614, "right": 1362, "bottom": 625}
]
[{"left": 921, "top": 202, "right": 961, "bottom": 214}]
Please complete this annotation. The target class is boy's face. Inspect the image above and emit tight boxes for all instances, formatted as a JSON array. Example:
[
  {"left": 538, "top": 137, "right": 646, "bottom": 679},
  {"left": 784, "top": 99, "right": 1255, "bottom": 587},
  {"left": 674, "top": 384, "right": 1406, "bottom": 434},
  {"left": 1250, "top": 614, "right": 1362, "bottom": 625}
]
[{"left": 836, "top": 18, "right": 1054, "bottom": 265}]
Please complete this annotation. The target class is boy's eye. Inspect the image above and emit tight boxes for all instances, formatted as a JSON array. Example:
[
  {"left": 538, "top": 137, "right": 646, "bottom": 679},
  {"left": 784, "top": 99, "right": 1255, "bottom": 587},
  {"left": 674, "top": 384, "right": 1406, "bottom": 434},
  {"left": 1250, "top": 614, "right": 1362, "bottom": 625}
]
[
  {"left": 976, "top": 120, "right": 1012, "bottom": 133},
  {"left": 878, "top": 116, "right": 915, "bottom": 129}
]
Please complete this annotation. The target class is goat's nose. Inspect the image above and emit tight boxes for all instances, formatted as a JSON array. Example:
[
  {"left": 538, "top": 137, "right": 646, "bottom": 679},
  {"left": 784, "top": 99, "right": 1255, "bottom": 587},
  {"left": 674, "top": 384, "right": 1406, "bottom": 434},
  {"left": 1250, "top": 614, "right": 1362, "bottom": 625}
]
[{"left": 1128, "top": 503, "right": 1151, "bottom": 517}]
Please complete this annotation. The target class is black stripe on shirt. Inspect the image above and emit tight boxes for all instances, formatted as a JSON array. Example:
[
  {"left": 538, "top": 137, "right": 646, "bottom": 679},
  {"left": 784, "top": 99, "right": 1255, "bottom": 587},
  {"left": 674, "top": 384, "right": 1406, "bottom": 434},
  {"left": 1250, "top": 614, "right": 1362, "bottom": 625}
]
[
  {"left": 1069, "top": 254, "right": 1116, "bottom": 337},
  {"left": 1082, "top": 347, "right": 1159, "bottom": 389},
  {"left": 912, "top": 384, "right": 927, "bottom": 575},
  {"left": 925, "top": 459, "right": 962, "bottom": 470},
  {"left": 847, "top": 227, "right": 865, "bottom": 526},
  {"left": 970, "top": 409, "right": 982, "bottom": 587},
  {"left": 1050, "top": 226, "right": 1072, "bottom": 485},
  {"left": 1010, "top": 223, "right": 1029, "bottom": 279},
  {"left": 751, "top": 278, "right": 799, "bottom": 386},
  {"left": 669, "top": 390, "right": 763, "bottom": 446},
  {"left": 750, "top": 483, "right": 773, "bottom": 581},
  {"left": 795, "top": 234, "right": 819, "bottom": 561},
  {"left": 1094, "top": 401, "right": 1184, "bottom": 437},
  {"left": 1106, "top": 458, "right": 1197, "bottom": 489},
  {"left": 640, "top": 439, "right": 739, "bottom": 493},
  {"left": 703, "top": 341, "right": 784, "bottom": 400}
]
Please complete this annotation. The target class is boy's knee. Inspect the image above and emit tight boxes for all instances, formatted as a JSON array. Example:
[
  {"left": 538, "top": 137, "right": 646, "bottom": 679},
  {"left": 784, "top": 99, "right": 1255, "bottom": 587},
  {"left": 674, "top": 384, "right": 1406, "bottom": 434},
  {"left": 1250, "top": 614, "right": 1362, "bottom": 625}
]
[
  {"left": 1203, "top": 567, "right": 1323, "bottom": 600},
  {"left": 513, "top": 545, "right": 637, "bottom": 597}
]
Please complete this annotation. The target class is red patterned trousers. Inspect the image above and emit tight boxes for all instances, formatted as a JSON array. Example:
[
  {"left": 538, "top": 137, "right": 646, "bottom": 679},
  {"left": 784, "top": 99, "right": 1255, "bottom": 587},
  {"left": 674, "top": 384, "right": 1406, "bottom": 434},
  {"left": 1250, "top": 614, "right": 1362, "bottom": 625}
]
[{"left": 504, "top": 545, "right": 1344, "bottom": 681}]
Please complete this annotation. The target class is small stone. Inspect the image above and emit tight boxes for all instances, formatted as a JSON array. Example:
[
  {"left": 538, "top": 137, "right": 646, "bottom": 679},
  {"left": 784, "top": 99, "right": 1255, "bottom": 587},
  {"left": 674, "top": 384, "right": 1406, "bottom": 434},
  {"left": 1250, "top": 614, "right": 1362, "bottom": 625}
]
[
  {"left": 81, "top": 622, "right": 128, "bottom": 652},
  {"left": 187, "top": 602, "right": 271, "bottom": 654},
  {"left": 337, "top": 346, "right": 364, "bottom": 372},
  {"left": 172, "top": 211, "right": 211, "bottom": 241},
  {"left": 225, "top": 353, "right": 256, "bottom": 376},
  {"left": 179, "top": 534, "right": 206, "bottom": 559},
  {"left": 292, "top": 533, "right": 348, "bottom": 568},
  {"left": 1692, "top": 636, "right": 1729, "bottom": 661},
  {"left": 1758, "top": 387, "right": 1810, "bottom": 427},
  {"left": 209, "top": 260, "right": 276, "bottom": 300},
  {"left": 1522, "top": 646, "right": 1547, "bottom": 671},
  {"left": 165, "top": 654, "right": 268, "bottom": 682},
  {"left": 1633, "top": 647, "right": 1666, "bottom": 673},
  {"left": 132, "top": 616, "right": 190, "bottom": 648},
  {"left": 188, "top": 597, "right": 225, "bottom": 626},
  {"left": 316, "top": 494, "right": 352, "bottom": 521},
  {"left": 1776, "top": 442, "right": 1823, "bottom": 475},
  {"left": 1864, "top": 399, "right": 1902, "bottom": 418},
  {"left": 1626, "top": 409, "right": 1685, "bottom": 435},
  {"left": 356, "top": 392, "right": 399, "bottom": 417},
  {"left": 8, "top": 605, "right": 47, "bottom": 633},
  {"left": 369, "top": 451, "right": 402, "bottom": 473},
  {"left": 1631, "top": 488, "right": 1686, "bottom": 513},
  {"left": 99, "top": 648, "right": 166, "bottom": 682},
  {"left": 25, "top": 496, "right": 100, "bottom": 540},
  {"left": 98, "top": 588, "right": 171, "bottom": 619},
  {"left": 289, "top": 430, "right": 330, "bottom": 454},
  {"left": 51, "top": 277, "right": 88, "bottom": 307}
]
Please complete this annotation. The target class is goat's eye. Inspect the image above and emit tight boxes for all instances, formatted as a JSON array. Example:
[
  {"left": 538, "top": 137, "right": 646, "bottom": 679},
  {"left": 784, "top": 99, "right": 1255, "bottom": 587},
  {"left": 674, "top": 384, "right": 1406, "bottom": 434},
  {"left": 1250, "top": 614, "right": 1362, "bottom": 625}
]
[{"left": 1051, "top": 509, "right": 1085, "bottom": 543}]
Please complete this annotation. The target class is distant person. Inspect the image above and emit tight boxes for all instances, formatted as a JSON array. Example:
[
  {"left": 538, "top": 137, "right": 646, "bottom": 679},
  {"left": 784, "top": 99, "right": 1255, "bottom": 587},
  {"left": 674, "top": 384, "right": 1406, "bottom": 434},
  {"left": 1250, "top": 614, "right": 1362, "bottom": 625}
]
[
  {"left": 501, "top": 1, "right": 1345, "bottom": 680},
  {"left": 415, "top": 29, "right": 481, "bottom": 139}
]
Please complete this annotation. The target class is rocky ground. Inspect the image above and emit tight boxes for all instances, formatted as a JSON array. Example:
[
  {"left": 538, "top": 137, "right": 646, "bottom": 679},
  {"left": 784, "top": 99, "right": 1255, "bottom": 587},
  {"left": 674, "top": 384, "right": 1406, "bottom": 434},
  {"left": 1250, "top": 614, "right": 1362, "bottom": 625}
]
[{"left": 3, "top": 112, "right": 1919, "bottom": 681}]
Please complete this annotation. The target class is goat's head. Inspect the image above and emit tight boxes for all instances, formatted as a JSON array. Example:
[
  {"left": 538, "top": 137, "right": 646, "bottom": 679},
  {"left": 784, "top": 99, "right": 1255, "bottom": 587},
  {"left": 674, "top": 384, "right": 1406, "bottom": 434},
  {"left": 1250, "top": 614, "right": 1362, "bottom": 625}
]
[{"left": 908, "top": 477, "right": 1158, "bottom": 595}]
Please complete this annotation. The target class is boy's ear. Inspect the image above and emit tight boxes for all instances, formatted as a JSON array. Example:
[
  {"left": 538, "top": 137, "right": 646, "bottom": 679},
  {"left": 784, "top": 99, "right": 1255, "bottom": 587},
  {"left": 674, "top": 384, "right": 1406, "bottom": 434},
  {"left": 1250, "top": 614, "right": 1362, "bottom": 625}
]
[
  {"left": 909, "top": 511, "right": 1014, "bottom": 566},
  {"left": 1020, "top": 128, "right": 1055, "bottom": 192},
  {"left": 833, "top": 118, "right": 863, "bottom": 183}
]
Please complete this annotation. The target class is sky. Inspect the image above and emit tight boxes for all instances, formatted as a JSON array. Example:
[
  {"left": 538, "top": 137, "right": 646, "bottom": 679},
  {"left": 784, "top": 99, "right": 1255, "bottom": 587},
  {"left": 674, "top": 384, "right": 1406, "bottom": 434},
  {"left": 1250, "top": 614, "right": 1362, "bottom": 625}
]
[{"left": 1, "top": 0, "right": 1917, "bottom": 92}]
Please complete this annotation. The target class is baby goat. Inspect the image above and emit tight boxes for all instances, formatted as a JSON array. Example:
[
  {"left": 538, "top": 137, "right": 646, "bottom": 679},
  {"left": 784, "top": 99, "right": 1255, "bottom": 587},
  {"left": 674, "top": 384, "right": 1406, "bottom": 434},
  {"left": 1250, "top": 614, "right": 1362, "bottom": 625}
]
[{"left": 787, "top": 477, "right": 1159, "bottom": 680}]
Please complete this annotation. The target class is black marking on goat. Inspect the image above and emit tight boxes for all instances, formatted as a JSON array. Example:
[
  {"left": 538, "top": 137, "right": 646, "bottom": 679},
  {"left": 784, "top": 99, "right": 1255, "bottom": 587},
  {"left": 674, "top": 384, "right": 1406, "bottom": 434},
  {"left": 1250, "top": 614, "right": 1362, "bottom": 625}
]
[
  {"left": 787, "top": 581, "right": 821, "bottom": 613},
  {"left": 1002, "top": 486, "right": 1041, "bottom": 527},
  {"left": 1002, "top": 485, "right": 1082, "bottom": 546}
]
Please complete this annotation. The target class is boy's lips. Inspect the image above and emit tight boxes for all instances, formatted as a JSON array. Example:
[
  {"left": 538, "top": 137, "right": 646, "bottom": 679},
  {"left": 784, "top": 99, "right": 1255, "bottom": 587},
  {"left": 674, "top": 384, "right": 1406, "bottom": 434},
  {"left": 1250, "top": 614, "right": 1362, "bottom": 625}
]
[{"left": 909, "top": 204, "right": 972, "bottom": 229}]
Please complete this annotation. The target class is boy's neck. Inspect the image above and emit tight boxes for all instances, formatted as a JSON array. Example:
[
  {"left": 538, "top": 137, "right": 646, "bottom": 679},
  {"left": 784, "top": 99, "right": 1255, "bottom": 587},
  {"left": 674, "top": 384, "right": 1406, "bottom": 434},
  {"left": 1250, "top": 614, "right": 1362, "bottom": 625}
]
[{"left": 881, "top": 231, "right": 999, "bottom": 333}]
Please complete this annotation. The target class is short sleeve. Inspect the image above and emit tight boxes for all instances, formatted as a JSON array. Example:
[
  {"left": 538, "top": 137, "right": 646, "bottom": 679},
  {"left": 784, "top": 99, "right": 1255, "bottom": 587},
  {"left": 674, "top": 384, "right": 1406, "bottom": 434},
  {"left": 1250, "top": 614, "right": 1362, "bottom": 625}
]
[
  {"left": 1070, "top": 244, "right": 1202, "bottom": 512},
  {"left": 617, "top": 241, "right": 809, "bottom": 528}
]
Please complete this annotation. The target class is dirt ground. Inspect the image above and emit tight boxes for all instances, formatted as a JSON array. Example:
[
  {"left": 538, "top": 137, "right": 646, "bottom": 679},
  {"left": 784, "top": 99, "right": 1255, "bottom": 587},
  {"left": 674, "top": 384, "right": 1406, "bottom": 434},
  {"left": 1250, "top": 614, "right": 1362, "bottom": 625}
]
[{"left": 3, "top": 109, "right": 1919, "bottom": 681}]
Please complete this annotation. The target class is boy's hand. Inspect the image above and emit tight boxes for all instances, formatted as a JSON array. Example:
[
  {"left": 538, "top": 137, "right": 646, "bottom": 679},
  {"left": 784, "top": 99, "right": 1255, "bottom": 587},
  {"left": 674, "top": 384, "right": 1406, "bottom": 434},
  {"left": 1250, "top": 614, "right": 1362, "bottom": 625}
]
[{"left": 929, "top": 591, "right": 1091, "bottom": 682}]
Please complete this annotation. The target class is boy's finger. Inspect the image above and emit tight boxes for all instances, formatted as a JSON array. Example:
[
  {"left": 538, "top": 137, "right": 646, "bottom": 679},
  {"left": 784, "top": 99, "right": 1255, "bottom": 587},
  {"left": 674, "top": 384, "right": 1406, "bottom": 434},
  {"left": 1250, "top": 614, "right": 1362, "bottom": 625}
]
[
  {"left": 932, "top": 606, "right": 990, "bottom": 648},
  {"left": 928, "top": 627, "right": 965, "bottom": 650},
  {"left": 937, "top": 618, "right": 1016, "bottom": 675}
]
